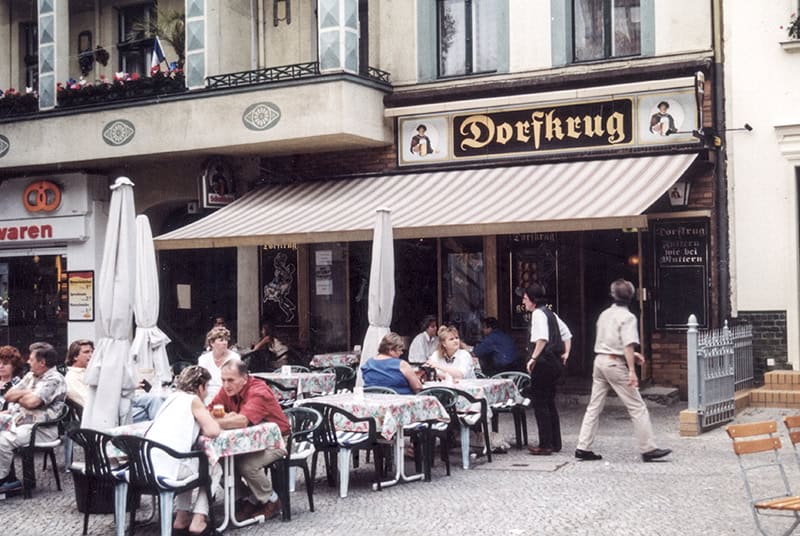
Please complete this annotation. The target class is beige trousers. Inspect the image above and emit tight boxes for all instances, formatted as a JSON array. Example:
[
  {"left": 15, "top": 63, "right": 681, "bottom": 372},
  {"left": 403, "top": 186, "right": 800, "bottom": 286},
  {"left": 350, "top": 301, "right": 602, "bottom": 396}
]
[
  {"left": 0, "top": 424, "right": 58, "bottom": 479},
  {"left": 576, "top": 355, "right": 658, "bottom": 453},
  {"left": 236, "top": 445, "right": 287, "bottom": 504}
]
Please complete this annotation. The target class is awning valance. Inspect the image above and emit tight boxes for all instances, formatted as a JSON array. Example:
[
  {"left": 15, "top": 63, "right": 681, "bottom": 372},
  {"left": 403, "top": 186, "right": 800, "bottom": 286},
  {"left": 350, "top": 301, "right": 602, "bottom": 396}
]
[{"left": 154, "top": 153, "right": 698, "bottom": 250}]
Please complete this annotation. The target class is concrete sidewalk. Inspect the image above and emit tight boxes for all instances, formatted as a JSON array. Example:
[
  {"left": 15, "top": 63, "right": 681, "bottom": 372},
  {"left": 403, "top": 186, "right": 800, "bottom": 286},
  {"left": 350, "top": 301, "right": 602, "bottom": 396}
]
[{"left": 1, "top": 404, "right": 796, "bottom": 535}]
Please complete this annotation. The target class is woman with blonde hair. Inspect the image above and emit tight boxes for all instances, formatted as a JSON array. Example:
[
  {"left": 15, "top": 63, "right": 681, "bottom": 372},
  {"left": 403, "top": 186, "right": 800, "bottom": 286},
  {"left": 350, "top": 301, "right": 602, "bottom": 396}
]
[
  {"left": 361, "top": 333, "right": 423, "bottom": 394},
  {"left": 426, "top": 325, "right": 475, "bottom": 380},
  {"left": 197, "top": 326, "right": 239, "bottom": 404},
  {"left": 145, "top": 365, "right": 221, "bottom": 535}
]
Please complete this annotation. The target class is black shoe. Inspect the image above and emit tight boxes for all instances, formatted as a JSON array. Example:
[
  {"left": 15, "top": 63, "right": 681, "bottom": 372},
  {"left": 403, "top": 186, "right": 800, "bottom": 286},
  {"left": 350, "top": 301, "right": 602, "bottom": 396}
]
[
  {"left": 642, "top": 448, "right": 672, "bottom": 462},
  {"left": 575, "top": 449, "right": 602, "bottom": 461}
]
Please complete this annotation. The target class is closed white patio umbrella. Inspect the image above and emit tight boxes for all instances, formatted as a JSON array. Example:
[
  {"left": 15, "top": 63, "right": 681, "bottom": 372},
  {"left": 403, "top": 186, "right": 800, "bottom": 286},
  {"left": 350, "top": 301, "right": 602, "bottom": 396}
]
[
  {"left": 82, "top": 177, "right": 138, "bottom": 430},
  {"left": 131, "top": 215, "right": 172, "bottom": 386},
  {"left": 357, "top": 208, "right": 395, "bottom": 387}
]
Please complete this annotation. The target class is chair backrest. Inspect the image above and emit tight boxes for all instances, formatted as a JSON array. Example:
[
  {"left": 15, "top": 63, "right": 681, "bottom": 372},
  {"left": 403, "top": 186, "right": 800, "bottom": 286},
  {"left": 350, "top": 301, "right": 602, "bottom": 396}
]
[
  {"left": 726, "top": 420, "right": 795, "bottom": 504},
  {"left": 492, "top": 371, "right": 531, "bottom": 392},
  {"left": 255, "top": 377, "right": 297, "bottom": 405},
  {"left": 783, "top": 415, "right": 800, "bottom": 448},
  {"left": 291, "top": 365, "right": 311, "bottom": 374},
  {"left": 63, "top": 399, "right": 84, "bottom": 436},
  {"left": 363, "top": 386, "right": 398, "bottom": 395},
  {"left": 67, "top": 428, "right": 117, "bottom": 478},
  {"left": 419, "top": 386, "right": 458, "bottom": 412},
  {"left": 171, "top": 360, "right": 194, "bottom": 379},
  {"left": 323, "top": 366, "right": 357, "bottom": 392},
  {"left": 284, "top": 407, "right": 322, "bottom": 452},
  {"left": 474, "top": 370, "right": 488, "bottom": 379},
  {"left": 300, "top": 401, "right": 376, "bottom": 448},
  {"left": 111, "top": 435, "right": 207, "bottom": 493}
]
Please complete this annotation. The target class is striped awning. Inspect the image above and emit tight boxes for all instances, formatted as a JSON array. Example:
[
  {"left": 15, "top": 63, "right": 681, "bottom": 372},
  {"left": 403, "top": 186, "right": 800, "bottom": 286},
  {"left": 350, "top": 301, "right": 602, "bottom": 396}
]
[{"left": 154, "top": 153, "right": 698, "bottom": 250}]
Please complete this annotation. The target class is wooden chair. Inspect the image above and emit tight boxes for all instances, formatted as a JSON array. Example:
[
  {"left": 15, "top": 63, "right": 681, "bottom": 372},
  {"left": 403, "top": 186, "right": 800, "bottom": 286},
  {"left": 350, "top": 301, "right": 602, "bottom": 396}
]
[{"left": 727, "top": 420, "right": 800, "bottom": 535}]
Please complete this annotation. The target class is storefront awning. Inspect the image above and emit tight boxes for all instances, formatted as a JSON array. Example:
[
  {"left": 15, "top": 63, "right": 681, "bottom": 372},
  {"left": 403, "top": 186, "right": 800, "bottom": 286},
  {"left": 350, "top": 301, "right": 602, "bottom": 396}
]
[{"left": 154, "top": 153, "right": 698, "bottom": 250}]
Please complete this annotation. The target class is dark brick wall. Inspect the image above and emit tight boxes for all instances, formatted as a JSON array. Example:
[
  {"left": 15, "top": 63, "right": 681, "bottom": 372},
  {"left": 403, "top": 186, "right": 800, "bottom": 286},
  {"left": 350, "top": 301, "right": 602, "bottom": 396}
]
[{"left": 737, "top": 310, "right": 789, "bottom": 384}]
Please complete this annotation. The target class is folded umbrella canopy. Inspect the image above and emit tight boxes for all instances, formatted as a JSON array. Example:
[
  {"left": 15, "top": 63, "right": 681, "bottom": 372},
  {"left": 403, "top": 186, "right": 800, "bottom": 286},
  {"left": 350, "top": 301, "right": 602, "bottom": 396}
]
[
  {"left": 131, "top": 215, "right": 172, "bottom": 386},
  {"left": 82, "top": 177, "right": 138, "bottom": 430},
  {"left": 357, "top": 208, "right": 395, "bottom": 387}
]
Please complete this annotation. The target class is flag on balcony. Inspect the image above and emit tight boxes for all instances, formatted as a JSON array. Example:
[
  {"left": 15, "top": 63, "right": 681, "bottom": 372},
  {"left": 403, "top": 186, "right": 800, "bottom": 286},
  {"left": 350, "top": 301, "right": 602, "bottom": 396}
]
[{"left": 150, "top": 36, "right": 167, "bottom": 75}]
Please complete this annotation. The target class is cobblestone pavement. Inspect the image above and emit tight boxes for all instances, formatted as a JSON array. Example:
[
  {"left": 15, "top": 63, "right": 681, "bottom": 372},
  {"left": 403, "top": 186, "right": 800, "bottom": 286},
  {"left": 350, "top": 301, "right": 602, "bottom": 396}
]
[{"left": 3, "top": 404, "right": 799, "bottom": 536}]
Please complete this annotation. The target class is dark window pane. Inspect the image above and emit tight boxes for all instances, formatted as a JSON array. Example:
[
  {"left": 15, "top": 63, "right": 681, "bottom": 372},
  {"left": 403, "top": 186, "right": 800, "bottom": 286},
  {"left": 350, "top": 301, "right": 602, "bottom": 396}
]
[
  {"left": 574, "top": 0, "right": 605, "bottom": 61},
  {"left": 613, "top": 0, "right": 640, "bottom": 56}
]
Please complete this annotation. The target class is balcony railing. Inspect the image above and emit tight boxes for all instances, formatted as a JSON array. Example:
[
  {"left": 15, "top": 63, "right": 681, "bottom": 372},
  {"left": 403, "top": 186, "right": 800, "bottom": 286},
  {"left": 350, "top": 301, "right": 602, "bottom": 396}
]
[{"left": 205, "top": 61, "right": 391, "bottom": 89}]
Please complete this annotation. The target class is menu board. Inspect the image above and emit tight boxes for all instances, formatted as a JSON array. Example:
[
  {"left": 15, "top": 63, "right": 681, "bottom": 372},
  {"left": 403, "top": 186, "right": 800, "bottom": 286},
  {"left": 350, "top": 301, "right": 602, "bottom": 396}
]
[
  {"left": 67, "top": 271, "right": 94, "bottom": 322},
  {"left": 653, "top": 220, "right": 709, "bottom": 329}
]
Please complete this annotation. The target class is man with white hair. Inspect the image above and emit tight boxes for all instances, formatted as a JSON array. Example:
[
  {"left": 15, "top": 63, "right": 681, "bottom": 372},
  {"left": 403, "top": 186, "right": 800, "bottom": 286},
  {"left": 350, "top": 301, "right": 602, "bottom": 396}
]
[{"left": 575, "top": 279, "right": 672, "bottom": 463}]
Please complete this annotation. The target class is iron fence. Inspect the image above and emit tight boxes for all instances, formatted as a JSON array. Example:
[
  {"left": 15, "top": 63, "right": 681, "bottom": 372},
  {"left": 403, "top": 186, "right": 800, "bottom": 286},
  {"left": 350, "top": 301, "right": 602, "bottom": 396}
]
[
  {"left": 732, "top": 322, "right": 754, "bottom": 391},
  {"left": 206, "top": 62, "right": 391, "bottom": 89},
  {"left": 687, "top": 315, "right": 737, "bottom": 429}
]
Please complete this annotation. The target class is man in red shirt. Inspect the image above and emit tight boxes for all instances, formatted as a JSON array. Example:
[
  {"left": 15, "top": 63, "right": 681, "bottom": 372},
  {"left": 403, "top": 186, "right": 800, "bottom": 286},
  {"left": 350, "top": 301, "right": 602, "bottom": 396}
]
[{"left": 210, "top": 359, "right": 289, "bottom": 521}]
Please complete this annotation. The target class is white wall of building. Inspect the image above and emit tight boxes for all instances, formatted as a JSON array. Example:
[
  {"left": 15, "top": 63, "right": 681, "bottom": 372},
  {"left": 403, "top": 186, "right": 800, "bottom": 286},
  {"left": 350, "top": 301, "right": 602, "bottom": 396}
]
[
  {"left": 654, "top": 0, "right": 712, "bottom": 55},
  {"left": 725, "top": 0, "right": 800, "bottom": 366}
]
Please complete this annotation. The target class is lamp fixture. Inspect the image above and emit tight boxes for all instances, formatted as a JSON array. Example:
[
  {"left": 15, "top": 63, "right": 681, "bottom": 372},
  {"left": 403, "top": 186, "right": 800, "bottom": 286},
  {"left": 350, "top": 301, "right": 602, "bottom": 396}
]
[{"left": 668, "top": 179, "right": 691, "bottom": 208}]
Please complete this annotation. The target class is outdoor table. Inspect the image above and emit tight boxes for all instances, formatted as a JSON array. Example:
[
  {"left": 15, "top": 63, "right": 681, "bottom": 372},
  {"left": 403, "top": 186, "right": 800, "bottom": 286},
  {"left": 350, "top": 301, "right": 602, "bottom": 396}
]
[
  {"left": 425, "top": 378, "right": 523, "bottom": 469},
  {"left": 309, "top": 351, "right": 361, "bottom": 369},
  {"left": 296, "top": 392, "right": 449, "bottom": 495},
  {"left": 109, "top": 420, "right": 285, "bottom": 531},
  {"left": 0, "top": 412, "right": 12, "bottom": 431},
  {"left": 252, "top": 371, "right": 336, "bottom": 400}
]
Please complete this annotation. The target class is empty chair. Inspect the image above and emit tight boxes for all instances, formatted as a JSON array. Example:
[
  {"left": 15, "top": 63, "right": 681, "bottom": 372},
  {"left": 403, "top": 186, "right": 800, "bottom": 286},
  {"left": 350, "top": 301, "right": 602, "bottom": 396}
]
[
  {"left": 727, "top": 420, "right": 800, "bottom": 536},
  {"left": 274, "top": 407, "right": 323, "bottom": 519},
  {"left": 363, "top": 386, "right": 398, "bottom": 395},
  {"left": 323, "top": 366, "right": 357, "bottom": 393},
  {"left": 413, "top": 387, "right": 458, "bottom": 480},
  {"left": 490, "top": 371, "right": 531, "bottom": 449},
  {"left": 256, "top": 377, "right": 297, "bottom": 409},
  {"left": 291, "top": 365, "right": 311, "bottom": 373},
  {"left": 301, "top": 401, "right": 385, "bottom": 498},
  {"left": 452, "top": 389, "right": 492, "bottom": 468}
]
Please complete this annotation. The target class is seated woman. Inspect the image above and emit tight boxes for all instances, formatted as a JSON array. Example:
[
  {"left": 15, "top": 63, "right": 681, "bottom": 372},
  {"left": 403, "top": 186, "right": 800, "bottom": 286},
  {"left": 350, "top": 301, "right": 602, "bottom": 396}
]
[
  {"left": 145, "top": 365, "right": 221, "bottom": 536},
  {"left": 197, "top": 326, "right": 239, "bottom": 404},
  {"left": 0, "top": 345, "right": 24, "bottom": 411},
  {"left": 250, "top": 322, "right": 290, "bottom": 371},
  {"left": 426, "top": 325, "right": 476, "bottom": 380},
  {"left": 361, "top": 333, "right": 423, "bottom": 395}
]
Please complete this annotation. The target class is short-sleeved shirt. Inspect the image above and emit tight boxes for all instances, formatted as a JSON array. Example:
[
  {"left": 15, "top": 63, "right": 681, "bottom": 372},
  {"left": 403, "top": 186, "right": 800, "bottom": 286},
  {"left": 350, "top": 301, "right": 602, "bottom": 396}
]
[
  {"left": 529, "top": 309, "right": 573, "bottom": 344},
  {"left": 408, "top": 332, "right": 437, "bottom": 364},
  {"left": 209, "top": 376, "right": 290, "bottom": 435},
  {"left": 594, "top": 304, "right": 640, "bottom": 356},
  {"left": 11, "top": 367, "right": 67, "bottom": 426}
]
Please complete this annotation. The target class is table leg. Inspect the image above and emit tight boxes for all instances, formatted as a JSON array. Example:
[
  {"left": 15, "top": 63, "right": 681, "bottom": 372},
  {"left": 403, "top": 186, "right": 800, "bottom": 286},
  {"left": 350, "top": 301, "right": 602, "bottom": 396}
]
[
  {"left": 460, "top": 423, "right": 471, "bottom": 469},
  {"left": 373, "top": 427, "right": 424, "bottom": 490}
]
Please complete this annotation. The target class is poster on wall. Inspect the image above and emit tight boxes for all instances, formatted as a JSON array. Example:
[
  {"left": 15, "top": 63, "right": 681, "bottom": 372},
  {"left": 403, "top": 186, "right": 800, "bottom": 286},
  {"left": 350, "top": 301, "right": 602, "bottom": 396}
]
[
  {"left": 510, "top": 234, "right": 559, "bottom": 330},
  {"left": 637, "top": 90, "right": 699, "bottom": 145},
  {"left": 315, "top": 249, "right": 333, "bottom": 297},
  {"left": 66, "top": 271, "right": 94, "bottom": 322},
  {"left": 261, "top": 247, "right": 298, "bottom": 326},
  {"left": 201, "top": 156, "right": 237, "bottom": 209},
  {"left": 0, "top": 263, "right": 8, "bottom": 326},
  {"left": 398, "top": 115, "right": 451, "bottom": 165},
  {"left": 653, "top": 219, "right": 709, "bottom": 329}
]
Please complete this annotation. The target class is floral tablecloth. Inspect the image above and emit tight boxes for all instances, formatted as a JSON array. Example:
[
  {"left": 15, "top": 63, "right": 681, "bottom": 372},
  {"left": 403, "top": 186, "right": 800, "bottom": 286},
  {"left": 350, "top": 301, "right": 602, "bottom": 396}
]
[
  {"left": 310, "top": 352, "right": 361, "bottom": 369},
  {"left": 108, "top": 421, "right": 285, "bottom": 466},
  {"left": 252, "top": 372, "right": 336, "bottom": 400},
  {"left": 297, "top": 392, "right": 449, "bottom": 440},
  {"left": 425, "top": 378, "right": 523, "bottom": 411},
  {"left": 0, "top": 412, "right": 12, "bottom": 432}
]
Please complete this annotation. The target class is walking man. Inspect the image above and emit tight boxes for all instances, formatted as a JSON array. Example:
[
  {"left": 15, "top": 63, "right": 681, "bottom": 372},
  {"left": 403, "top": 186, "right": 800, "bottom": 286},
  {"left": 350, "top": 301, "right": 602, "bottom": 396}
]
[{"left": 575, "top": 279, "right": 672, "bottom": 462}]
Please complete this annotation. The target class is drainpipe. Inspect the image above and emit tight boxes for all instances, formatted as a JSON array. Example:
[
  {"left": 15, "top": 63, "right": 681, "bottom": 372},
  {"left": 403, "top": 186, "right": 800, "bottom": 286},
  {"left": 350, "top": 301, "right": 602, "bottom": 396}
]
[
  {"left": 250, "top": 0, "right": 258, "bottom": 69},
  {"left": 257, "top": 0, "right": 265, "bottom": 68},
  {"left": 712, "top": 0, "right": 730, "bottom": 326}
]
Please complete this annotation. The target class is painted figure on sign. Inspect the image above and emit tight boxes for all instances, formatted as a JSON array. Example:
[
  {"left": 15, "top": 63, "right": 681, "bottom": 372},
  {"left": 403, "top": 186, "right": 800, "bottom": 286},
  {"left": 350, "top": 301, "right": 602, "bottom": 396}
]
[
  {"left": 649, "top": 101, "right": 677, "bottom": 136},
  {"left": 410, "top": 124, "right": 435, "bottom": 156},
  {"left": 263, "top": 252, "right": 297, "bottom": 323}
]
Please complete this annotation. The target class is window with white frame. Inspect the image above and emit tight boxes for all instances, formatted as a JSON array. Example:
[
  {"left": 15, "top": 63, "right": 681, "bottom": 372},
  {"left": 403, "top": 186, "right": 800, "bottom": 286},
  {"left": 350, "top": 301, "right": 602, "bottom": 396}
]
[
  {"left": 437, "top": 0, "right": 497, "bottom": 77},
  {"left": 573, "top": 0, "right": 640, "bottom": 62},
  {"left": 117, "top": 3, "right": 156, "bottom": 75}
]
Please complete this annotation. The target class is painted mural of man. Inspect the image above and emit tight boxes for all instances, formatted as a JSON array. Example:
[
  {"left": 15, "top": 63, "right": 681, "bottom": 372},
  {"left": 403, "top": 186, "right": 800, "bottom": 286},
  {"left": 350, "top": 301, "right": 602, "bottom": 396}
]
[
  {"left": 649, "top": 101, "right": 677, "bottom": 136},
  {"left": 410, "top": 124, "right": 435, "bottom": 156}
]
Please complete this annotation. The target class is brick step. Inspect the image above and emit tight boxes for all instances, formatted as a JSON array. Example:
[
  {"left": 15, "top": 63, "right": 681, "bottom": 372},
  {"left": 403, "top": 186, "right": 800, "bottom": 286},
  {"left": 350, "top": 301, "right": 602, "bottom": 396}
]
[
  {"left": 750, "top": 387, "right": 800, "bottom": 408},
  {"left": 763, "top": 370, "right": 800, "bottom": 390}
]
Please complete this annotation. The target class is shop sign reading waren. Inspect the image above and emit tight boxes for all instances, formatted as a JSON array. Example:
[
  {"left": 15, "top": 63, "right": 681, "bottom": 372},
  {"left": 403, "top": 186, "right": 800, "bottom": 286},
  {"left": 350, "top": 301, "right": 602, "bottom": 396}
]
[{"left": 398, "top": 87, "right": 700, "bottom": 166}]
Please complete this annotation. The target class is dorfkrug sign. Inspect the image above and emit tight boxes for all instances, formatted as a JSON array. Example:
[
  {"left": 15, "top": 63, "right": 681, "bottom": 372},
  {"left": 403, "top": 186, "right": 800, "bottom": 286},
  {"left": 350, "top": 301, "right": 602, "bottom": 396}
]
[
  {"left": 0, "top": 215, "right": 88, "bottom": 245},
  {"left": 397, "top": 87, "right": 700, "bottom": 166}
]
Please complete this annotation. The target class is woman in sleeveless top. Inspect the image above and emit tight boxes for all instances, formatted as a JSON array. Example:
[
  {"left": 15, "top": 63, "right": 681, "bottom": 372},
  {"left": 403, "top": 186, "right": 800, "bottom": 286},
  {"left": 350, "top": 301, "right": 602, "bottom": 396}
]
[
  {"left": 197, "top": 326, "right": 239, "bottom": 404},
  {"left": 361, "top": 333, "right": 423, "bottom": 394},
  {"left": 146, "top": 365, "right": 220, "bottom": 535}
]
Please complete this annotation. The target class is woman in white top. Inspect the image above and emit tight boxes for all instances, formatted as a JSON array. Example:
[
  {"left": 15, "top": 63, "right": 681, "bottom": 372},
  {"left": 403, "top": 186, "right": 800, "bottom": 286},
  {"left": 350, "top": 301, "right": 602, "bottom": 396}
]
[
  {"left": 426, "top": 325, "right": 475, "bottom": 380},
  {"left": 197, "top": 326, "right": 239, "bottom": 404},
  {"left": 146, "top": 365, "right": 221, "bottom": 535}
]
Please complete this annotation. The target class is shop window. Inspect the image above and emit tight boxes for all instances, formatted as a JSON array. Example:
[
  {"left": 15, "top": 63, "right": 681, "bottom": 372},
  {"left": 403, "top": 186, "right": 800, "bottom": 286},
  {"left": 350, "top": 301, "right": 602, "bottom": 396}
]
[
  {"left": 441, "top": 237, "right": 484, "bottom": 344},
  {"left": 437, "top": 0, "right": 497, "bottom": 77},
  {"left": 22, "top": 22, "right": 38, "bottom": 89},
  {"left": 572, "top": 0, "right": 641, "bottom": 62},
  {"left": 117, "top": 3, "right": 156, "bottom": 75}
]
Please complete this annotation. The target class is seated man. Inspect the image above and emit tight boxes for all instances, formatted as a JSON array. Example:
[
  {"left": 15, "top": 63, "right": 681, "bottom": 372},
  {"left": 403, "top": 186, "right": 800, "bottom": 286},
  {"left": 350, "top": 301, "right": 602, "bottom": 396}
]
[
  {"left": 0, "top": 342, "right": 67, "bottom": 493},
  {"left": 210, "top": 359, "right": 289, "bottom": 522},
  {"left": 64, "top": 339, "right": 162, "bottom": 422},
  {"left": 472, "top": 317, "right": 520, "bottom": 377}
]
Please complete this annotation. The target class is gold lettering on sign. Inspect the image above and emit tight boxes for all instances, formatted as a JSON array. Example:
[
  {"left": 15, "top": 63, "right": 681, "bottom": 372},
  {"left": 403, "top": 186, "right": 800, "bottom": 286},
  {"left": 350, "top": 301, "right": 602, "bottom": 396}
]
[
  {"left": 606, "top": 112, "right": 626, "bottom": 144},
  {"left": 459, "top": 115, "right": 495, "bottom": 150}
]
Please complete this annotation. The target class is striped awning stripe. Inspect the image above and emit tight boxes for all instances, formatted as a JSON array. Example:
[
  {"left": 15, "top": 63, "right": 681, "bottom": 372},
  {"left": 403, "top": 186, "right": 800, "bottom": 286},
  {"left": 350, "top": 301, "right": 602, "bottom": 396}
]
[{"left": 154, "top": 153, "right": 698, "bottom": 250}]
